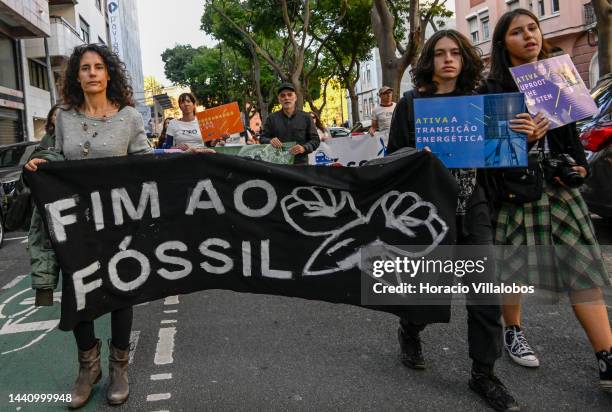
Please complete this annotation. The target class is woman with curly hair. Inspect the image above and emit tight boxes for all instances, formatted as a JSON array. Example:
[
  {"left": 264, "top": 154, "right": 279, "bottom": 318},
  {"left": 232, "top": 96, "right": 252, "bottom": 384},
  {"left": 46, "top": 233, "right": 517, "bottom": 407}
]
[{"left": 25, "top": 43, "right": 152, "bottom": 408}]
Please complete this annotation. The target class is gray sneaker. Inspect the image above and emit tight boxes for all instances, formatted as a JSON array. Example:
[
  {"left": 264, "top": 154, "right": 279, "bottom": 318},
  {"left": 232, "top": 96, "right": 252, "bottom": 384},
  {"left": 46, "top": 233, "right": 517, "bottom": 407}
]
[{"left": 504, "top": 325, "right": 539, "bottom": 368}]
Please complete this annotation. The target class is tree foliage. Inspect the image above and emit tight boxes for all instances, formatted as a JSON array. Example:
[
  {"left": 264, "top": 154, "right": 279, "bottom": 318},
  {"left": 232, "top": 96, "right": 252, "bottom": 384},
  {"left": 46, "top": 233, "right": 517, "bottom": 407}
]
[{"left": 371, "top": 0, "right": 452, "bottom": 99}]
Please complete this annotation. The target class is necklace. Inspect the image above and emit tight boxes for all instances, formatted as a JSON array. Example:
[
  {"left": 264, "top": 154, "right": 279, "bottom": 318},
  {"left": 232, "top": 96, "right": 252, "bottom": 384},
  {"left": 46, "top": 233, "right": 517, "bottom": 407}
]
[{"left": 79, "top": 105, "right": 117, "bottom": 156}]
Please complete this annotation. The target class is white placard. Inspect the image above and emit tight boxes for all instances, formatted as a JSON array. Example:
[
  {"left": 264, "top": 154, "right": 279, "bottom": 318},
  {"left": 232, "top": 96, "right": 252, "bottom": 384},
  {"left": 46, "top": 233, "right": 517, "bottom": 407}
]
[{"left": 309, "top": 132, "right": 388, "bottom": 167}]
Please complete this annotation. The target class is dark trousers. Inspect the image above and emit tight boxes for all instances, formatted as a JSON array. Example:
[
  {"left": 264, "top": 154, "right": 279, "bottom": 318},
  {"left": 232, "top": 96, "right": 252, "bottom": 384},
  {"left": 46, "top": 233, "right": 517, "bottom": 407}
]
[
  {"left": 401, "top": 186, "right": 502, "bottom": 368},
  {"left": 73, "top": 306, "right": 133, "bottom": 351}
]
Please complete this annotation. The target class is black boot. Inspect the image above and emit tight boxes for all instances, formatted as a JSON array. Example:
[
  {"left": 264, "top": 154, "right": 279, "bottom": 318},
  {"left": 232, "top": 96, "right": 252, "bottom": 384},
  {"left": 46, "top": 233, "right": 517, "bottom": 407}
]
[
  {"left": 397, "top": 326, "right": 425, "bottom": 370},
  {"left": 596, "top": 348, "right": 612, "bottom": 392},
  {"left": 469, "top": 366, "right": 520, "bottom": 412}
]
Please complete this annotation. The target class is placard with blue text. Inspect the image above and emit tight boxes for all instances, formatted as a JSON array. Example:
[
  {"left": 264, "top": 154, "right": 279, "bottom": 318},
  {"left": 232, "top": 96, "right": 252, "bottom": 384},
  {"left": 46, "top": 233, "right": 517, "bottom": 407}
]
[{"left": 414, "top": 93, "right": 527, "bottom": 168}]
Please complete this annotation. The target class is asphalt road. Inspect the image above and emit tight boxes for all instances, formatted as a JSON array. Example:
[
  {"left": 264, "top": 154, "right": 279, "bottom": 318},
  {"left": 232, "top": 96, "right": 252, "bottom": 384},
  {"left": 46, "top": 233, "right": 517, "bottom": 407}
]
[{"left": 1, "top": 217, "right": 611, "bottom": 412}]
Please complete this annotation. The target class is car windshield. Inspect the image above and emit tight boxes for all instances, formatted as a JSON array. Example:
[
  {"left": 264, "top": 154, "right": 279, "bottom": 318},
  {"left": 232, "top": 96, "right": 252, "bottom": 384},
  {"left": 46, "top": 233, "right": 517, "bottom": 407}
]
[{"left": 0, "top": 145, "right": 36, "bottom": 168}]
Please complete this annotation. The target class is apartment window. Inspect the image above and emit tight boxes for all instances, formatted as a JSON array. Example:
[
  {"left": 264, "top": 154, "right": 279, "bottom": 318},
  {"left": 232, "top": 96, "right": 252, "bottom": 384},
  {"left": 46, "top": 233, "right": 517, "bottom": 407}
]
[
  {"left": 366, "top": 68, "right": 371, "bottom": 85},
  {"left": 551, "top": 0, "right": 559, "bottom": 14},
  {"left": 507, "top": 0, "right": 520, "bottom": 10},
  {"left": 28, "top": 59, "right": 49, "bottom": 91},
  {"left": 468, "top": 17, "right": 479, "bottom": 43},
  {"left": 537, "top": 0, "right": 545, "bottom": 16},
  {"left": 79, "top": 16, "right": 90, "bottom": 44},
  {"left": 96, "top": 0, "right": 102, "bottom": 11},
  {"left": 480, "top": 14, "right": 490, "bottom": 41},
  {"left": 0, "top": 33, "right": 18, "bottom": 90}
]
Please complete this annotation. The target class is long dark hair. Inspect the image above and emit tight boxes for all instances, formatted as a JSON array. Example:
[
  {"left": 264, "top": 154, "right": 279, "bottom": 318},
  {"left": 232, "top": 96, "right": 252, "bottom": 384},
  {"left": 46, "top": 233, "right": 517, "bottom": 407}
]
[
  {"left": 45, "top": 103, "right": 62, "bottom": 135},
  {"left": 310, "top": 111, "right": 325, "bottom": 131},
  {"left": 489, "top": 8, "right": 550, "bottom": 88},
  {"left": 60, "top": 43, "right": 134, "bottom": 109},
  {"left": 157, "top": 117, "right": 174, "bottom": 148},
  {"left": 178, "top": 92, "right": 197, "bottom": 116},
  {"left": 412, "top": 29, "right": 484, "bottom": 95}
]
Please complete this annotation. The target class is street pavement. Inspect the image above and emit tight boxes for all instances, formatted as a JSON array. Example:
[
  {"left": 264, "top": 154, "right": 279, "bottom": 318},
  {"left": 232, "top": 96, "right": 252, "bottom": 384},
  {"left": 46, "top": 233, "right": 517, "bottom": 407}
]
[{"left": 1, "top": 218, "right": 611, "bottom": 412}]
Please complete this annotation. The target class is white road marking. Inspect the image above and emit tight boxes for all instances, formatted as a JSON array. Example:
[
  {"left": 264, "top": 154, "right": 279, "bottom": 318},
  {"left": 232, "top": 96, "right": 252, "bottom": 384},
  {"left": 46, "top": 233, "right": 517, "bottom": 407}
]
[
  {"left": 150, "top": 373, "right": 172, "bottom": 381},
  {"left": 154, "top": 327, "right": 176, "bottom": 365},
  {"left": 1, "top": 275, "right": 26, "bottom": 290},
  {"left": 146, "top": 393, "right": 171, "bottom": 402},
  {"left": 163, "top": 309, "right": 177, "bottom": 314},
  {"left": 20, "top": 238, "right": 28, "bottom": 244},
  {"left": 135, "top": 302, "right": 149, "bottom": 307},
  {"left": 129, "top": 330, "right": 140, "bottom": 364},
  {"left": 164, "top": 295, "right": 179, "bottom": 305},
  {"left": 160, "top": 319, "right": 176, "bottom": 324},
  {"left": 3, "top": 236, "right": 27, "bottom": 242}
]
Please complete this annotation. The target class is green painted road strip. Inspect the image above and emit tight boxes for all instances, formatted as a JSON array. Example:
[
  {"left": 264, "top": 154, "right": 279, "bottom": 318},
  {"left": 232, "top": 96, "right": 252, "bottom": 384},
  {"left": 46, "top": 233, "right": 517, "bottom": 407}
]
[{"left": 0, "top": 275, "right": 111, "bottom": 411}]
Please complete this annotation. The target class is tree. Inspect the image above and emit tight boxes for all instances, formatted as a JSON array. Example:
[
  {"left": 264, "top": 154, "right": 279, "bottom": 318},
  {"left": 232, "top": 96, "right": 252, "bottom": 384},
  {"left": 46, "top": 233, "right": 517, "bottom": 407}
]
[
  {"left": 593, "top": 0, "right": 611, "bottom": 77},
  {"left": 162, "top": 43, "right": 251, "bottom": 109},
  {"left": 161, "top": 45, "right": 199, "bottom": 86},
  {"left": 201, "top": 1, "right": 286, "bottom": 121},
  {"left": 371, "top": 0, "right": 452, "bottom": 100},
  {"left": 311, "top": 0, "right": 375, "bottom": 124},
  {"left": 143, "top": 75, "right": 164, "bottom": 106},
  {"left": 206, "top": 0, "right": 347, "bottom": 109}
]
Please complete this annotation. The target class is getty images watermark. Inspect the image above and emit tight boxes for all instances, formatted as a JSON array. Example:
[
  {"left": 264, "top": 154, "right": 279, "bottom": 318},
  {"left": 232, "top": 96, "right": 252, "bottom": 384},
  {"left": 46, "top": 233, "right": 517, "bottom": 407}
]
[{"left": 359, "top": 245, "right": 612, "bottom": 306}]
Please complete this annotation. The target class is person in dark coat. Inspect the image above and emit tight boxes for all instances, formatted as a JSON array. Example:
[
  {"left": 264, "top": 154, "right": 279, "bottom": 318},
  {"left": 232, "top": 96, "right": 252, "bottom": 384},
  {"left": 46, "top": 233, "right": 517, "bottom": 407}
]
[
  {"left": 259, "top": 83, "right": 320, "bottom": 165},
  {"left": 388, "top": 29, "right": 522, "bottom": 412}
]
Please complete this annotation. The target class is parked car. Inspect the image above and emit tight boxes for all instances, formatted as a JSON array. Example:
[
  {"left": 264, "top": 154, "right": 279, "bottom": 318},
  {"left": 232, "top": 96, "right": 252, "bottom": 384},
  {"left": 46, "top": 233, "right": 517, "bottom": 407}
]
[
  {"left": 0, "top": 141, "right": 38, "bottom": 247},
  {"left": 328, "top": 127, "right": 352, "bottom": 138},
  {"left": 579, "top": 73, "right": 612, "bottom": 221},
  {"left": 350, "top": 120, "right": 372, "bottom": 135}
]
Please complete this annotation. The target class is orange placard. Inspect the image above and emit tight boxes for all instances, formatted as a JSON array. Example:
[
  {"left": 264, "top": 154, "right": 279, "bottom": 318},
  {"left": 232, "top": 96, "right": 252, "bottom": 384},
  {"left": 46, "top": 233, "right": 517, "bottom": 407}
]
[{"left": 196, "top": 102, "right": 244, "bottom": 142}]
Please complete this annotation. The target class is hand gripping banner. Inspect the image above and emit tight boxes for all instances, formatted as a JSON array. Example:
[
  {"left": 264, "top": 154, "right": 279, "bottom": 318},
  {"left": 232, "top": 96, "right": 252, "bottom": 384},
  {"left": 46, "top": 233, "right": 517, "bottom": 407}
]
[{"left": 25, "top": 151, "right": 457, "bottom": 330}]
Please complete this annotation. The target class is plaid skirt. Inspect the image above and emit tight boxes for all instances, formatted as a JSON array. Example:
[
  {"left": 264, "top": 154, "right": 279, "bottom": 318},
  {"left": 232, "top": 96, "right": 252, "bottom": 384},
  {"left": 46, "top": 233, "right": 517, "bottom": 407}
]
[{"left": 494, "top": 181, "right": 611, "bottom": 291}]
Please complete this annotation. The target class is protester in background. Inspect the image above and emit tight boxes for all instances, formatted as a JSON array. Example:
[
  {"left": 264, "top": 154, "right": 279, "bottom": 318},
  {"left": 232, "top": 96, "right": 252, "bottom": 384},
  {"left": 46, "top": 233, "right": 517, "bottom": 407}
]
[
  {"left": 25, "top": 43, "right": 153, "bottom": 408},
  {"left": 368, "top": 86, "right": 396, "bottom": 136},
  {"left": 310, "top": 111, "right": 331, "bottom": 142},
  {"left": 245, "top": 126, "right": 259, "bottom": 145},
  {"left": 156, "top": 116, "right": 173, "bottom": 148},
  {"left": 480, "top": 8, "right": 612, "bottom": 392},
  {"left": 388, "top": 29, "right": 521, "bottom": 412},
  {"left": 259, "top": 82, "right": 320, "bottom": 165},
  {"left": 162, "top": 92, "right": 204, "bottom": 150},
  {"left": 39, "top": 104, "right": 62, "bottom": 149}
]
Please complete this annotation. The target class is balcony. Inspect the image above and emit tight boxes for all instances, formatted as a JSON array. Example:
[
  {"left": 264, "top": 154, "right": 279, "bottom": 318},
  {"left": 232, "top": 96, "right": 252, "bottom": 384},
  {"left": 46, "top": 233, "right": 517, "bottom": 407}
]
[{"left": 25, "top": 15, "right": 84, "bottom": 61}]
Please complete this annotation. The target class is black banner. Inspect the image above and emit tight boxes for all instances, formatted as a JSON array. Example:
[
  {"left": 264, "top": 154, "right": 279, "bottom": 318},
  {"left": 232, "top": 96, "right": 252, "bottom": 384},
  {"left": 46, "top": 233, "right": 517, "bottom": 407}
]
[{"left": 25, "top": 152, "right": 457, "bottom": 330}]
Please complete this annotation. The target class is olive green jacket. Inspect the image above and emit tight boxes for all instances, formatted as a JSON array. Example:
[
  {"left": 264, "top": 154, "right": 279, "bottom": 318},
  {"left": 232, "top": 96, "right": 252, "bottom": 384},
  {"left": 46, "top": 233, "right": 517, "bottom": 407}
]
[{"left": 27, "top": 141, "right": 64, "bottom": 305}]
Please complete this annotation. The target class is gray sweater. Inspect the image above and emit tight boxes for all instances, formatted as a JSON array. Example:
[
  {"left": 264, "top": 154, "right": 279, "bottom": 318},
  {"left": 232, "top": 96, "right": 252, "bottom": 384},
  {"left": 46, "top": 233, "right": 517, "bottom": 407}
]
[{"left": 55, "top": 106, "right": 153, "bottom": 160}]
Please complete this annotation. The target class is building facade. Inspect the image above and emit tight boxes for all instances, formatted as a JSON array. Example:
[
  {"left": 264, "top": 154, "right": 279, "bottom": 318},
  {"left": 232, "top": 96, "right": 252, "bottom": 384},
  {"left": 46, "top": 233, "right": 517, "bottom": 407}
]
[
  {"left": 0, "top": 0, "right": 50, "bottom": 145},
  {"left": 455, "top": 0, "right": 600, "bottom": 87},
  {"left": 108, "top": 0, "right": 145, "bottom": 107}
]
